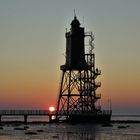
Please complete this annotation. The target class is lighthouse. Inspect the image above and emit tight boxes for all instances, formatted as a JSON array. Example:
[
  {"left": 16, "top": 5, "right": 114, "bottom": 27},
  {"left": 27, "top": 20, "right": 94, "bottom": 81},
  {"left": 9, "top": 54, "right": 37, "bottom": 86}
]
[{"left": 56, "top": 16, "right": 112, "bottom": 122}]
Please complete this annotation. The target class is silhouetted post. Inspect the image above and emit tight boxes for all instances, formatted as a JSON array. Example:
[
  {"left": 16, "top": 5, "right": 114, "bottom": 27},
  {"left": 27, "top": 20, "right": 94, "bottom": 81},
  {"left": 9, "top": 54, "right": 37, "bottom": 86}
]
[
  {"left": 24, "top": 115, "right": 28, "bottom": 124},
  {"left": 49, "top": 115, "right": 52, "bottom": 123}
]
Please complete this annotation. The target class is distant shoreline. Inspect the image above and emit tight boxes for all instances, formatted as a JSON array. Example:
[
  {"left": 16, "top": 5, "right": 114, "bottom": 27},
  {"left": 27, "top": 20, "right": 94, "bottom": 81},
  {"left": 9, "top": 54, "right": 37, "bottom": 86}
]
[
  {"left": 112, "top": 114, "right": 140, "bottom": 117},
  {"left": 0, "top": 120, "right": 140, "bottom": 124},
  {"left": 111, "top": 120, "right": 140, "bottom": 123}
]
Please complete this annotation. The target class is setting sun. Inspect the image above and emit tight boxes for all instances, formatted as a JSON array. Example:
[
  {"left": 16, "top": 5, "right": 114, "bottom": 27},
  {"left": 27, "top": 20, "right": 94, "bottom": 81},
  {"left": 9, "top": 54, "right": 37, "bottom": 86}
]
[{"left": 49, "top": 106, "right": 55, "bottom": 112}]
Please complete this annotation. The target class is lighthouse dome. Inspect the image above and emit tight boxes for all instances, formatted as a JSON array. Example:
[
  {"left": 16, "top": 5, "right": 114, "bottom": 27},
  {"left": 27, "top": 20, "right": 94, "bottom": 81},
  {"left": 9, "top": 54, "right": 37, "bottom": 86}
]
[{"left": 71, "top": 16, "right": 80, "bottom": 27}]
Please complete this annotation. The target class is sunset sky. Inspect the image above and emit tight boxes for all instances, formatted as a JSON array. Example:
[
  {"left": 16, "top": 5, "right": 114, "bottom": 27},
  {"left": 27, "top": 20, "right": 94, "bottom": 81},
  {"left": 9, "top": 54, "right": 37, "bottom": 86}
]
[{"left": 0, "top": 0, "right": 140, "bottom": 114}]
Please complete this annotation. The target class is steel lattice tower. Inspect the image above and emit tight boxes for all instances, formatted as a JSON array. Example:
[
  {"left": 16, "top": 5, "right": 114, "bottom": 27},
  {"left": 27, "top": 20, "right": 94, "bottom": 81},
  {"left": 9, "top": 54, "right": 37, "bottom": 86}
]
[{"left": 56, "top": 16, "right": 106, "bottom": 121}]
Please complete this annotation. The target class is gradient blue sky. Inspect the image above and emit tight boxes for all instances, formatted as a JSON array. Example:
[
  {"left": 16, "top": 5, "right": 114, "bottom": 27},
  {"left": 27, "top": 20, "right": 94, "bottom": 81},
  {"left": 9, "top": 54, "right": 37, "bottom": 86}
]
[{"left": 0, "top": 0, "right": 140, "bottom": 114}]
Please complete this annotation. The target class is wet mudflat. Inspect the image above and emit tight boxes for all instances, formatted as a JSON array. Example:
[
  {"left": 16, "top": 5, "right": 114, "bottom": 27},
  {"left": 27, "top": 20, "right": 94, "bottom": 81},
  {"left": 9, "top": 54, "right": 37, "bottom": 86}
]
[{"left": 0, "top": 122, "right": 139, "bottom": 140}]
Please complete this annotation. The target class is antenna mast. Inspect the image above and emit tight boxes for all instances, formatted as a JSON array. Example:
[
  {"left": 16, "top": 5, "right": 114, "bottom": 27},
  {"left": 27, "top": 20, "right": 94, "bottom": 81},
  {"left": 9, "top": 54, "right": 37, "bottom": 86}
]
[{"left": 74, "top": 8, "right": 76, "bottom": 17}]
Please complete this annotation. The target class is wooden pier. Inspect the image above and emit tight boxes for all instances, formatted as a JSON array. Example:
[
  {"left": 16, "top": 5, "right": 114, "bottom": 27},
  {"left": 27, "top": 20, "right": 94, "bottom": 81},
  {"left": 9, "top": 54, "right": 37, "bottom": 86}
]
[
  {"left": 0, "top": 110, "right": 112, "bottom": 123},
  {"left": 0, "top": 110, "right": 56, "bottom": 123}
]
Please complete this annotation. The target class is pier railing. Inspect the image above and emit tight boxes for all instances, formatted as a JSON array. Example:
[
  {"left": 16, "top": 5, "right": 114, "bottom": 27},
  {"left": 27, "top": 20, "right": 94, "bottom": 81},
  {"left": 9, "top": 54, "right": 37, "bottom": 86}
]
[
  {"left": 0, "top": 110, "right": 50, "bottom": 115},
  {"left": 0, "top": 109, "right": 111, "bottom": 116}
]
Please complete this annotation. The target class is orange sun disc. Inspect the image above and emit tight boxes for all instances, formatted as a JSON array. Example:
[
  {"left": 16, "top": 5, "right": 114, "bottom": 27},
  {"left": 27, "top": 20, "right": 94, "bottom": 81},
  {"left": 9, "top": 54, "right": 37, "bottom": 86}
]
[{"left": 49, "top": 106, "right": 55, "bottom": 112}]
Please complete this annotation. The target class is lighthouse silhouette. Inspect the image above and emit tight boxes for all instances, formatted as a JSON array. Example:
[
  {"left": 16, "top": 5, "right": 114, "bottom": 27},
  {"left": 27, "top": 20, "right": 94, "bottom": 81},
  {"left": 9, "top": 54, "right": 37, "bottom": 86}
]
[{"left": 56, "top": 16, "right": 112, "bottom": 123}]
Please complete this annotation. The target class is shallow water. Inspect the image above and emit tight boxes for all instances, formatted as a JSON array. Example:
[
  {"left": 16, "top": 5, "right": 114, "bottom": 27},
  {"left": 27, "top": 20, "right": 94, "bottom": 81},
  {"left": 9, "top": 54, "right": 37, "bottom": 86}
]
[
  {"left": 0, "top": 123, "right": 140, "bottom": 140},
  {"left": 0, "top": 115, "right": 140, "bottom": 140}
]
